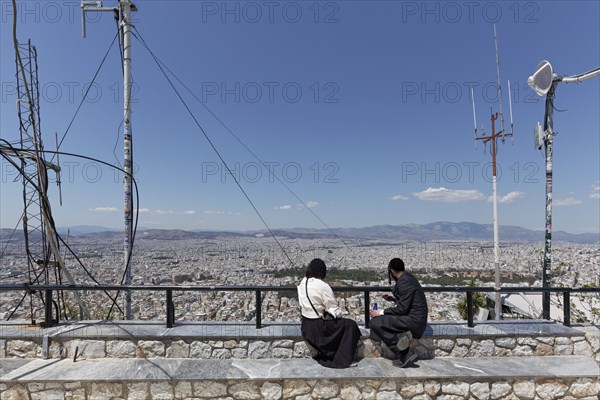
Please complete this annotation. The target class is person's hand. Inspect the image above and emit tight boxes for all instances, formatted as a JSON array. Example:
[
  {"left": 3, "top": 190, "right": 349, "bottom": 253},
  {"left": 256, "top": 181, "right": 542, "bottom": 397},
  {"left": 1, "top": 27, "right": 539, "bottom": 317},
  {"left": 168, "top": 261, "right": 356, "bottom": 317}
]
[
  {"left": 370, "top": 309, "right": 383, "bottom": 317},
  {"left": 382, "top": 294, "right": 396, "bottom": 301}
]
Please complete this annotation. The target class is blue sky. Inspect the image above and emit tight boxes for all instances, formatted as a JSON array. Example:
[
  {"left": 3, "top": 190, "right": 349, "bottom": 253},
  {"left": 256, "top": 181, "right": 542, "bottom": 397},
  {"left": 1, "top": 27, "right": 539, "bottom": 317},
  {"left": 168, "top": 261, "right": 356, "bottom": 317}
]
[{"left": 1, "top": 0, "right": 599, "bottom": 233}]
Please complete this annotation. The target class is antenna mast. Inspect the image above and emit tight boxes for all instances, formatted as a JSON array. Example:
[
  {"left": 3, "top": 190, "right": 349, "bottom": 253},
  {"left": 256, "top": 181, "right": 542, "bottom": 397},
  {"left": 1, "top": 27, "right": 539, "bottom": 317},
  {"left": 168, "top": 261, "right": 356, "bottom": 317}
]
[
  {"left": 4, "top": 0, "right": 90, "bottom": 323},
  {"left": 471, "top": 24, "right": 514, "bottom": 320},
  {"left": 82, "top": 0, "right": 137, "bottom": 319},
  {"left": 493, "top": 24, "right": 506, "bottom": 137},
  {"left": 528, "top": 62, "right": 600, "bottom": 319}
]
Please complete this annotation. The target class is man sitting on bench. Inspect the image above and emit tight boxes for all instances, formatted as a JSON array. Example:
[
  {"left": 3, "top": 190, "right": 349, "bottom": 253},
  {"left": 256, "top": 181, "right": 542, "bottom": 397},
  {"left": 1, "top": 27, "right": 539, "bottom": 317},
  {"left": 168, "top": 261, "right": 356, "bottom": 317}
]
[{"left": 369, "top": 258, "right": 428, "bottom": 368}]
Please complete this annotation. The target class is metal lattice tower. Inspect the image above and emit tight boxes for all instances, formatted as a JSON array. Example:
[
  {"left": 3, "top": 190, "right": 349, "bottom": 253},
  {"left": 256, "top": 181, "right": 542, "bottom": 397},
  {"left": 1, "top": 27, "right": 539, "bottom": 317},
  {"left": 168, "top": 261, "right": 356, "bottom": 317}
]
[
  {"left": 13, "top": 39, "right": 89, "bottom": 323},
  {"left": 15, "top": 41, "right": 50, "bottom": 287}
]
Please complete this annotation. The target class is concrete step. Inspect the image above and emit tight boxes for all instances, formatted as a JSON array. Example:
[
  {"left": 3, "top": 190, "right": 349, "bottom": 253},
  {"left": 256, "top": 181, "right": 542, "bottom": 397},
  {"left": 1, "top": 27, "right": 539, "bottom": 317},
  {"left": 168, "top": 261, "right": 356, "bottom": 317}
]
[{"left": 1, "top": 355, "right": 599, "bottom": 399}]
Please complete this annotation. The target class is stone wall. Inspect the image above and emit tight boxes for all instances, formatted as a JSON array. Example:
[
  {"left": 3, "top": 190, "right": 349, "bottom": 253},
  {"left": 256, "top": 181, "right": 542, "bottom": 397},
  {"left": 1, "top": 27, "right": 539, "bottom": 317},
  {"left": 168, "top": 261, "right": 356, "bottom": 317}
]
[
  {"left": 2, "top": 327, "right": 598, "bottom": 400},
  {"left": 2, "top": 332, "right": 598, "bottom": 364},
  {"left": 1, "top": 377, "right": 599, "bottom": 400}
]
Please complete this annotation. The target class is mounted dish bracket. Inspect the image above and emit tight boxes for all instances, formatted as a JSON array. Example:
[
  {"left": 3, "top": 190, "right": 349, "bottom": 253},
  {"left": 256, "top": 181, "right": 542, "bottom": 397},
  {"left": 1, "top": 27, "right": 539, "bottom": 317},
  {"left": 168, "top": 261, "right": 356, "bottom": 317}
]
[{"left": 81, "top": 1, "right": 116, "bottom": 38}]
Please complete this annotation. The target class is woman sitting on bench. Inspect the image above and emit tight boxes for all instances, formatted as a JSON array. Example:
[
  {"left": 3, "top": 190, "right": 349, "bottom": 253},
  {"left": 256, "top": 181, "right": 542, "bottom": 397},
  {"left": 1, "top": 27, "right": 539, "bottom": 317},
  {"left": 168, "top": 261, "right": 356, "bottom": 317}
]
[{"left": 297, "top": 258, "right": 361, "bottom": 368}]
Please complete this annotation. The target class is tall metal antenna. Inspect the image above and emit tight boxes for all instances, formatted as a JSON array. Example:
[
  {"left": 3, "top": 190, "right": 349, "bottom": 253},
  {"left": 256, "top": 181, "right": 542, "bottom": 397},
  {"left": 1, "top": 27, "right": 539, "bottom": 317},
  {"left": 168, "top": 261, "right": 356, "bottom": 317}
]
[
  {"left": 82, "top": 0, "right": 137, "bottom": 319},
  {"left": 493, "top": 24, "right": 506, "bottom": 138},
  {"left": 528, "top": 61, "right": 600, "bottom": 319},
  {"left": 471, "top": 24, "right": 514, "bottom": 320},
  {"left": 4, "top": 0, "right": 90, "bottom": 323},
  {"left": 471, "top": 87, "right": 477, "bottom": 138}
]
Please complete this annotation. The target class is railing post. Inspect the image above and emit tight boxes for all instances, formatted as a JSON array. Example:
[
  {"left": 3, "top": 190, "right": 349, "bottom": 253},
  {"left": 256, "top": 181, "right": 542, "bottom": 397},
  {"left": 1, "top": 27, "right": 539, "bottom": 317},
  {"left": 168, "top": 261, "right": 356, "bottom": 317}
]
[
  {"left": 44, "top": 289, "right": 53, "bottom": 326},
  {"left": 364, "top": 290, "right": 370, "bottom": 329},
  {"left": 166, "top": 289, "right": 174, "bottom": 328},
  {"left": 466, "top": 291, "right": 474, "bottom": 328},
  {"left": 563, "top": 291, "right": 570, "bottom": 327},
  {"left": 255, "top": 290, "right": 262, "bottom": 329}
]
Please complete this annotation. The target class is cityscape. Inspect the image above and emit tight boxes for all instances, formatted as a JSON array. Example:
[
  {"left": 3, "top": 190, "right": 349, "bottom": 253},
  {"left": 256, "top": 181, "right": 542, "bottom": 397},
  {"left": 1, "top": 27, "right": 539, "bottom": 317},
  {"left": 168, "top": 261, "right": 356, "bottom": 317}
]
[
  {"left": 1, "top": 227, "right": 598, "bottom": 325},
  {"left": 0, "top": 1, "right": 598, "bottom": 398}
]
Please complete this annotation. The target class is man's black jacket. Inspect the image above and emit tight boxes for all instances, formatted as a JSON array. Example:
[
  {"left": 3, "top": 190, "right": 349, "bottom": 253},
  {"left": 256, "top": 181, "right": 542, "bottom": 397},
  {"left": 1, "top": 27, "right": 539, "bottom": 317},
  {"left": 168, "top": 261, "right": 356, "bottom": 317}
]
[{"left": 383, "top": 272, "right": 428, "bottom": 338}]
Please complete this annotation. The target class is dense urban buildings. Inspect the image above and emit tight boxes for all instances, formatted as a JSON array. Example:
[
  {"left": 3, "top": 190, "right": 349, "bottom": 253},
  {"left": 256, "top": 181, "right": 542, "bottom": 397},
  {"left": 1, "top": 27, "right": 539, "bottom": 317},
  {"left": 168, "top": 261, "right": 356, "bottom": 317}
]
[{"left": 1, "top": 232, "right": 598, "bottom": 324}]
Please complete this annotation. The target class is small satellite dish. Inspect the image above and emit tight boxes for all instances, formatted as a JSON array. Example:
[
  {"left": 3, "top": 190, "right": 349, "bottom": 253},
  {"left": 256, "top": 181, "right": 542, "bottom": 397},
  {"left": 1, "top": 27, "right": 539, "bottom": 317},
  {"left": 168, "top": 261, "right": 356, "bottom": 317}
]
[
  {"left": 534, "top": 122, "right": 544, "bottom": 150},
  {"left": 528, "top": 60, "right": 554, "bottom": 96}
]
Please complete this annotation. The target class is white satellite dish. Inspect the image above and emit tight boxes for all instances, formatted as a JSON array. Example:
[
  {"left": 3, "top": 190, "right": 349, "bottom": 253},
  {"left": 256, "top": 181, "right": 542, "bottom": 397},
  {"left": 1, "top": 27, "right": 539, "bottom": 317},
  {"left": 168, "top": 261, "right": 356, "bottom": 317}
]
[
  {"left": 534, "top": 122, "right": 544, "bottom": 150},
  {"left": 528, "top": 60, "right": 554, "bottom": 96}
]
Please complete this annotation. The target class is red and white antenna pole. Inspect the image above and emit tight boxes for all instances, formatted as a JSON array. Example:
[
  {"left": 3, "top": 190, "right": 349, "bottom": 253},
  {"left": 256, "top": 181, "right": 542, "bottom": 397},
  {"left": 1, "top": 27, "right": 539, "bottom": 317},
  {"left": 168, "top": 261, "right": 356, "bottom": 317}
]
[{"left": 472, "top": 24, "right": 514, "bottom": 320}]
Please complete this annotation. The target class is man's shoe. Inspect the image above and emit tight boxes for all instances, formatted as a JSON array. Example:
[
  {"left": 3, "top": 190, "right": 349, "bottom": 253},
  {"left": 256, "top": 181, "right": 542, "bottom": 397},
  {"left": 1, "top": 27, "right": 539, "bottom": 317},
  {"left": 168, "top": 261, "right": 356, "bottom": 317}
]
[
  {"left": 392, "top": 349, "right": 417, "bottom": 368},
  {"left": 395, "top": 331, "right": 413, "bottom": 352}
]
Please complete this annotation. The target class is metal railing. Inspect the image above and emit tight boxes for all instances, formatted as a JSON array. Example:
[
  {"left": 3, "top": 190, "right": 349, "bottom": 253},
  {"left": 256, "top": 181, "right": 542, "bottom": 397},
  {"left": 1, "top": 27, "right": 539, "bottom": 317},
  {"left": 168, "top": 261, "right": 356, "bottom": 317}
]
[{"left": 0, "top": 284, "right": 598, "bottom": 329}]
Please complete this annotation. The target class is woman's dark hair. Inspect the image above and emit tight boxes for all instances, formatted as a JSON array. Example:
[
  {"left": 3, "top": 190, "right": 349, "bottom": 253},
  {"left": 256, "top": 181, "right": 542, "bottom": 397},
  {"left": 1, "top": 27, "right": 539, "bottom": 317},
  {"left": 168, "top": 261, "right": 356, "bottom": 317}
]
[
  {"left": 306, "top": 258, "right": 327, "bottom": 279},
  {"left": 388, "top": 258, "right": 405, "bottom": 284}
]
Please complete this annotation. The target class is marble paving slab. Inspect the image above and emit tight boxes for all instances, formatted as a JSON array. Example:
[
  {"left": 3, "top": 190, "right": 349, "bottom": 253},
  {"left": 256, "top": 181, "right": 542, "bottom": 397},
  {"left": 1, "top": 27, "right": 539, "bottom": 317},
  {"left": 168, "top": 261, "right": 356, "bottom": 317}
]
[
  {"left": 1, "top": 355, "right": 597, "bottom": 383},
  {"left": 0, "top": 358, "right": 34, "bottom": 378}
]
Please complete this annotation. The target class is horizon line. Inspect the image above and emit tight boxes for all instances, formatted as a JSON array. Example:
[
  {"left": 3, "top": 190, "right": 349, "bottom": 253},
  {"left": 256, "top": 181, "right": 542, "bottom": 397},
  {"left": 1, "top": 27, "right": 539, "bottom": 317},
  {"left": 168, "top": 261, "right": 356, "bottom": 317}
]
[{"left": 1, "top": 221, "right": 599, "bottom": 236}]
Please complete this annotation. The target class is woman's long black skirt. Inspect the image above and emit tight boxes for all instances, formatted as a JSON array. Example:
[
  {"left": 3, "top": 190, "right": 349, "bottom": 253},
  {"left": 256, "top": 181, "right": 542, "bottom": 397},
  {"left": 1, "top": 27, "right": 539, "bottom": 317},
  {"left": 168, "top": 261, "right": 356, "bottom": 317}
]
[{"left": 301, "top": 316, "right": 361, "bottom": 368}]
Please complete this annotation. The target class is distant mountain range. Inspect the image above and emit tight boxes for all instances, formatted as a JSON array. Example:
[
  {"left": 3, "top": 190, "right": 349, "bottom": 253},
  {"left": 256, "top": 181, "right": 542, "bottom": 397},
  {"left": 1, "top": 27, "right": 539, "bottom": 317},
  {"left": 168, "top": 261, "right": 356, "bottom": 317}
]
[
  {"left": 261, "top": 222, "right": 599, "bottom": 243},
  {"left": 1, "top": 222, "right": 598, "bottom": 243},
  {"left": 58, "top": 225, "right": 121, "bottom": 235}
]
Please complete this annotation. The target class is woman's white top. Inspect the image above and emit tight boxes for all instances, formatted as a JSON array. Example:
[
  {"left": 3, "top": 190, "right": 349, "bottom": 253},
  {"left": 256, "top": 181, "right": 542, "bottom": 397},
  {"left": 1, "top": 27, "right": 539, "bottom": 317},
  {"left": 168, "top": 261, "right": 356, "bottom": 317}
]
[{"left": 297, "top": 277, "right": 342, "bottom": 319}]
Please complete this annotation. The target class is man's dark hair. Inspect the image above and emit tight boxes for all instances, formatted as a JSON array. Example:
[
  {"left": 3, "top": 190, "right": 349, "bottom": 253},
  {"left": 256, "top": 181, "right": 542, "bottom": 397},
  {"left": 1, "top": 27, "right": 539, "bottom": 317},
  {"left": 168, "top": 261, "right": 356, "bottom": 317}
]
[
  {"left": 388, "top": 258, "right": 405, "bottom": 284},
  {"left": 306, "top": 258, "right": 327, "bottom": 279},
  {"left": 388, "top": 258, "right": 405, "bottom": 272}
]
